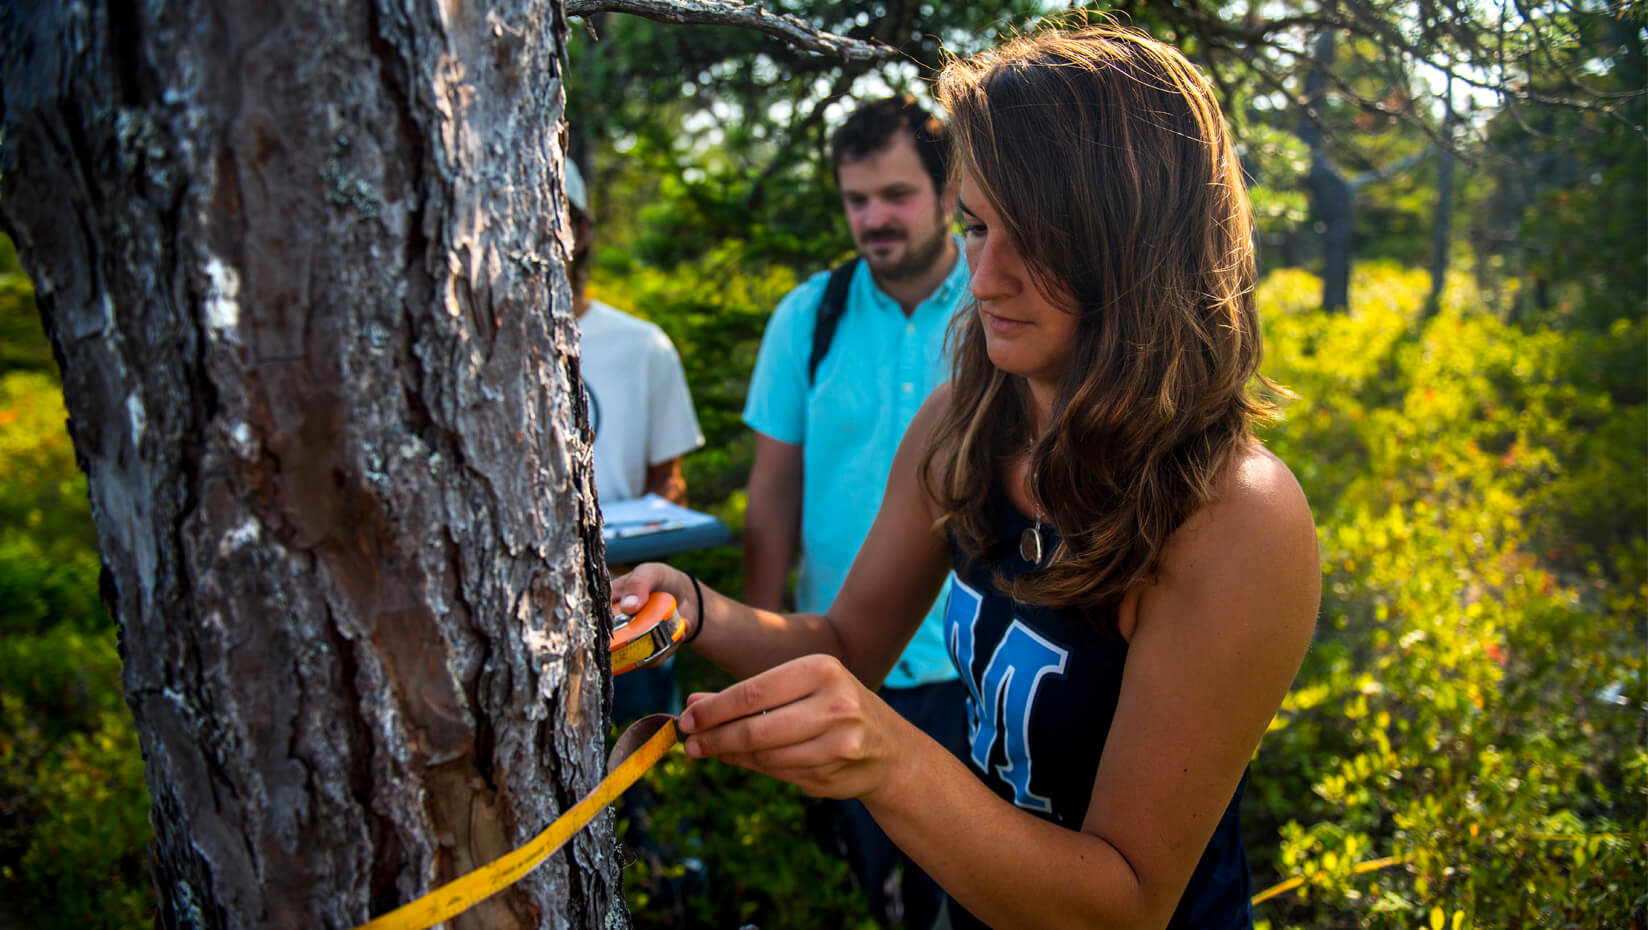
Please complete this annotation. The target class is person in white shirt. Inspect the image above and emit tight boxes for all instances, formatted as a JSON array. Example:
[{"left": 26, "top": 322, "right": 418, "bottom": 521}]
[{"left": 568, "top": 160, "right": 703, "bottom": 511}]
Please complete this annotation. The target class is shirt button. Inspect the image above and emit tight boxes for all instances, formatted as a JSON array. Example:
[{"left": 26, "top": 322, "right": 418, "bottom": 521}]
[
  {"left": 902, "top": 383, "right": 914, "bottom": 393},
  {"left": 906, "top": 324, "right": 916, "bottom": 334}
]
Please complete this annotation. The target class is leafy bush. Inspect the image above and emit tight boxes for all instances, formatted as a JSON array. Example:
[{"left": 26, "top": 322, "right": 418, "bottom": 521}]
[
  {"left": 1248, "top": 263, "right": 1646, "bottom": 928},
  {"left": 0, "top": 372, "right": 106, "bottom": 638},
  {"left": 0, "top": 245, "right": 153, "bottom": 929},
  {"left": 1, "top": 630, "right": 151, "bottom": 930},
  {"left": 0, "top": 236, "right": 53, "bottom": 377},
  {"left": 616, "top": 697, "right": 878, "bottom": 930}
]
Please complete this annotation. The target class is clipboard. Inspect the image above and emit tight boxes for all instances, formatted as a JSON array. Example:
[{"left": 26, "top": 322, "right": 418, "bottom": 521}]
[{"left": 599, "top": 493, "right": 731, "bottom": 563}]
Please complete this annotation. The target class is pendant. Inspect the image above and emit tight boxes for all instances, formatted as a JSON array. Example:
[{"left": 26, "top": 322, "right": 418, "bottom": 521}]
[{"left": 1019, "top": 524, "right": 1044, "bottom": 565}]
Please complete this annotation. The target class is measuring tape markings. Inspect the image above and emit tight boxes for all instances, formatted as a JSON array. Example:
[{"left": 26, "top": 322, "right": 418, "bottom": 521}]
[
  {"left": 352, "top": 594, "right": 687, "bottom": 930},
  {"left": 353, "top": 715, "right": 679, "bottom": 930}
]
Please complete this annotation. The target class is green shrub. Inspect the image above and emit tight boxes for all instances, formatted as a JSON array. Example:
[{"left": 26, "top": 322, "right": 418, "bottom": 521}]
[
  {"left": 617, "top": 731, "right": 877, "bottom": 930},
  {"left": 0, "top": 371, "right": 106, "bottom": 638},
  {"left": 0, "top": 236, "right": 53, "bottom": 377},
  {"left": 0, "top": 248, "right": 153, "bottom": 928},
  {"left": 1, "top": 629, "right": 152, "bottom": 930},
  {"left": 1248, "top": 264, "right": 1646, "bottom": 928}
]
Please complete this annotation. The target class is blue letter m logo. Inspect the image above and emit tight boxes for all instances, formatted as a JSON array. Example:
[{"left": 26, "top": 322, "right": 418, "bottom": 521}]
[{"left": 944, "top": 574, "right": 1070, "bottom": 813}]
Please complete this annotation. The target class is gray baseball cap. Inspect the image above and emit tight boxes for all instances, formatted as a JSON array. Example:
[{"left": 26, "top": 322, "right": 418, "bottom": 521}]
[{"left": 566, "top": 158, "right": 590, "bottom": 216}]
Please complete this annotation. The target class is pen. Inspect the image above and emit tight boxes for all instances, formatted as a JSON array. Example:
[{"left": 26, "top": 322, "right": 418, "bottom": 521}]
[{"left": 611, "top": 520, "right": 688, "bottom": 539}]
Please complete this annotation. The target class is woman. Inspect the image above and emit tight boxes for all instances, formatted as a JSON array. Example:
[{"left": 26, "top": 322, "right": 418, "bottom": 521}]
[{"left": 612, "top": 25, "right": 1319, "bottom": 929}]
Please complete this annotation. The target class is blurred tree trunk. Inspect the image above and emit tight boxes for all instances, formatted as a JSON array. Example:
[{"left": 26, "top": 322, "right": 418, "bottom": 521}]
[
  {"left": 1426, "top": 76, "right": 1457, "bottom": 318},
  {"left": 0, "top": 1, "right": 622, "bottom": 927},
  {"left": 1301, "top": 25, "right": 1353, "bottom": 312}
]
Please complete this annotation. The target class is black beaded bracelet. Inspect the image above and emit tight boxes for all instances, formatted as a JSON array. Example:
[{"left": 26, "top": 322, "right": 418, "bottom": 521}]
[{"left": 682, "top": 572, "right": 706, "bottom": 645}]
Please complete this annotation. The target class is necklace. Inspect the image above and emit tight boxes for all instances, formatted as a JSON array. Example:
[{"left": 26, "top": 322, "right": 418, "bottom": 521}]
[
  {"left": 1018, "top": 440, "right": 1047, "bottom": 566},
  {"left": 1019, "top": 516, "right": 1046, "bottom": 566}
]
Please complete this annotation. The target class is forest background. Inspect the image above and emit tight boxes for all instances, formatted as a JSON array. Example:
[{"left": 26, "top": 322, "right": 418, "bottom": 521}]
[{"left": 1, "top": 1, "right": 1643, "bottom": 928}]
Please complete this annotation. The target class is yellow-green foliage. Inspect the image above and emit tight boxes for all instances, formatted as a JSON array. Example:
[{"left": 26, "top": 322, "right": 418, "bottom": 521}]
[
  {"left": 2, "top": 634, "right": 151, "bottom": 929},
  {"left": 0, "top": 265, "right": 153, "bottom": 926},
  {"left": 0, "top": 372, "right": 105, "bottom": 635},
  {"left": 615, "top": 709, "right": 879, "bottom": 930},
  {"left": 1250, "top": 263, "right": 1646, "bottom": 928}
]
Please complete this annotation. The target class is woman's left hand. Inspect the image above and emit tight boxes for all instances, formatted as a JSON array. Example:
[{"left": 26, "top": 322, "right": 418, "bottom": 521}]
[{"left": 677, "top": 653, "right": 908, "bottom": 802}]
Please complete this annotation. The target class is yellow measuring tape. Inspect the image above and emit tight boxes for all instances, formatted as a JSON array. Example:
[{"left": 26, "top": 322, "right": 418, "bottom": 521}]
[
  {"left": 353, "top": 715, "right": 680, "bottom": 930},
  {"left": 609, "top": 593, "right": 687, "bottom": 676}
]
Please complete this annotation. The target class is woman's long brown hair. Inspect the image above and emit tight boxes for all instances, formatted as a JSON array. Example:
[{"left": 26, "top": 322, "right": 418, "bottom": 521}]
[{"left": 923, "top": 25, "right": 1277, "bottom": 625}]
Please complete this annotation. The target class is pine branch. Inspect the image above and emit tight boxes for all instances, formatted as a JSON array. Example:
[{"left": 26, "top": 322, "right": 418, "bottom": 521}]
[{"left": 565, "top": 0, "right": 896, "bottom": 61}]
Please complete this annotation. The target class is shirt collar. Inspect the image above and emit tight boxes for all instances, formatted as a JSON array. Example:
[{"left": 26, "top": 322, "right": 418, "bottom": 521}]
[{"left": 859, "top": 234, "right": 969, "bottom": 318}]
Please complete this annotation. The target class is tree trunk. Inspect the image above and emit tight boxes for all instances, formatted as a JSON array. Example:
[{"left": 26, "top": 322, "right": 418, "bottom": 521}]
[
  {"left": 0, "top": 1, "right": 622, "bottom": 927},
  {"left": 1426, "top": 76, "right": 1456, "bottom": 318},
  {"left": 1301, "top": 25, "right": 1353, "bottom": 312}
]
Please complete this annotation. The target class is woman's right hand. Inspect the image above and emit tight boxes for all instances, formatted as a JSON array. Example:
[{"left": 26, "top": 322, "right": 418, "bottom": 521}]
[
  {"left": 610, "top": 562, "right": 698, "bottom": 635},
  {"left": 678, "top": 654, "right": 912, "bottom": 803}
]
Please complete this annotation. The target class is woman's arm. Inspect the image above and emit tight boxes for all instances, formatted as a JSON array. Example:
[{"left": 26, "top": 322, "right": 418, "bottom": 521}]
[
  {"left": 611, "top": 386, "right": 956, "bottom": 685},
  {"left": 741, "top": 433, "right": 803, "bottom": 611},
  {"left": 680, "top": 442, "right": 1320, "bottom": 929}
]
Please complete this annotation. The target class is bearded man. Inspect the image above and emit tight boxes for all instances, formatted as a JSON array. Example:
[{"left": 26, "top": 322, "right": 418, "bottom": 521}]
[{"left": 740, "top": 96, "right": 970, "bottom": 930}]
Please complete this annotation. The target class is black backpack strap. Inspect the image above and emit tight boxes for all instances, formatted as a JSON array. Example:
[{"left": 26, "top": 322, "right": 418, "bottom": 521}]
[{"left": 807, "top": 258, "right": 859, "bottom": 387}]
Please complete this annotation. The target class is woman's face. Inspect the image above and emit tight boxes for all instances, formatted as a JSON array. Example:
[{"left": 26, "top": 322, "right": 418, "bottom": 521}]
[{"left": 958, "top": 168, "right": 1079, "bottom": 394}]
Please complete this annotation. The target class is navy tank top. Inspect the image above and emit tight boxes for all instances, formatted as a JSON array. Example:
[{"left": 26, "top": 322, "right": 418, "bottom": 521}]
[{"left": 939, "top": 489, "right": 1254, "bottom": 929}]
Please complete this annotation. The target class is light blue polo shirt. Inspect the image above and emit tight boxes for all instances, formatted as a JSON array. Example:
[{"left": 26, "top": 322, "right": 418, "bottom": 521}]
[{"left": 743, "top": 242, "right": 969, "bottom": 688}]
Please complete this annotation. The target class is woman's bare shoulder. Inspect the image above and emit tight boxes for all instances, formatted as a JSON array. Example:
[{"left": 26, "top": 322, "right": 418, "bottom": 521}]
[
  {"left": 1206, "top": 438, "right": 1305, "bottom": 534},
  {"left": 904, "top": 381, "right": 958, "bottom": 467},
  {"left": 1149, "top": 441, "right": 1319, "bottom": 621},
  {"left": 917, "top": 380, "right": 957, "bottom": 422}
]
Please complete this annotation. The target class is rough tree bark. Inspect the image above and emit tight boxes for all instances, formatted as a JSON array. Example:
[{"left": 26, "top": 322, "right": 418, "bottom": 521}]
[{"left": 0, "top": 0, "right": 622, "bottom": 927}]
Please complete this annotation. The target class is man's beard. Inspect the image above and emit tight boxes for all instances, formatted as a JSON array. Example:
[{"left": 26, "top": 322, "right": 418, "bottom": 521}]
[{"left": 860, "top": 215, "right": 949, "bottom": 283}]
